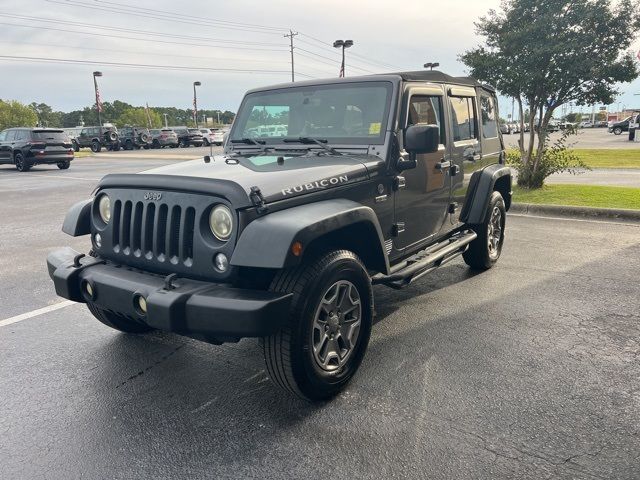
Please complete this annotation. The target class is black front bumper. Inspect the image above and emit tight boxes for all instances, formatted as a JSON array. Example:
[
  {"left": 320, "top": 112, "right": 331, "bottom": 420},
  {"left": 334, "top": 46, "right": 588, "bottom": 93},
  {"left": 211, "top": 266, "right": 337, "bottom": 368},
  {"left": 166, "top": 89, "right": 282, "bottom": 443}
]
[{"left": 47, "top": 248, "right": 292, "bottom": 342}]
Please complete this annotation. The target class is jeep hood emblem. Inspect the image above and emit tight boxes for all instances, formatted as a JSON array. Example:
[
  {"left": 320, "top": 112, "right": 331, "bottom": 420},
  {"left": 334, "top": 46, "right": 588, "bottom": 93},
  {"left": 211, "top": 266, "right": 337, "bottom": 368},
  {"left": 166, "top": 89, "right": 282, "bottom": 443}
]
[{"left": 143, "top": 192, "right": 162, "bottom": 201}]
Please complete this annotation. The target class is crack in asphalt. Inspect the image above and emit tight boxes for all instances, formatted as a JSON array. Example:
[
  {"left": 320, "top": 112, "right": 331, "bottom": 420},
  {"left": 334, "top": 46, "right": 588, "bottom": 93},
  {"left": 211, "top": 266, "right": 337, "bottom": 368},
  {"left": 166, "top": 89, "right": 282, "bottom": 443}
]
[{"left": 116, "top": 344, "right": 185, "bottom": 389}]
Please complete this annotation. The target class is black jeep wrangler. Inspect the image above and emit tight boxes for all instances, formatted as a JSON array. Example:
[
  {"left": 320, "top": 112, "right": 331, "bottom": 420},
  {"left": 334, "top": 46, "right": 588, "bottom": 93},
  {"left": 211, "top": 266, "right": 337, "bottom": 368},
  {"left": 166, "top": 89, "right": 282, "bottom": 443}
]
[
  {"left": 73, "top": 126, "right": 120, "bottom": 152},
  {"left": 47, "top": 71, "right": 511, "bottom": 401},
  {"left": 118, "top": 126, "right": 152, "bottom": 150}
]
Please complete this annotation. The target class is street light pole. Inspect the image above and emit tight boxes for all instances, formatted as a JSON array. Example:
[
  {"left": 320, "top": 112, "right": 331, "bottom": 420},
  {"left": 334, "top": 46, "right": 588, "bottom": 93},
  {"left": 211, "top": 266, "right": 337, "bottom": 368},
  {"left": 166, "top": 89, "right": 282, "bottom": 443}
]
[
  {"left": 163, "top": 113, "right": 168, "bottom": 128},
  {"left": 333, "top": 39, "right": 354, "bottom": 77},
  {"left": 92, "top": 71, "right": 103, "bottom": 128},
  {"left": 423, "top": 62, "right": 440, "bottom": 71},
  {"left": 193, "top": 81, "right": 201, "bottom": 128}
]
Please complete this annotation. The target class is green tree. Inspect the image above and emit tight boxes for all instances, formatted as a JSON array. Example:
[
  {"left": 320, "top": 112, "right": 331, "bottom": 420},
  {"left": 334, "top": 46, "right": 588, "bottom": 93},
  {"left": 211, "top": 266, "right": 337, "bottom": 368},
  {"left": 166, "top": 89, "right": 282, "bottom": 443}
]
[
  {"left": 461, "top": 0, "right": 640, "bottom": 188},
  {"left": 0, "top": 99, "right": 39, "bottom": 130},
  {"left": 565, "top": 112, "right": 582, "bottom": 123},
  {"left": 117, "top": 107, "right": 162, "bottom": 128},
  {"left": 29, "top": 102, "right": 63, "bottom": 127}
]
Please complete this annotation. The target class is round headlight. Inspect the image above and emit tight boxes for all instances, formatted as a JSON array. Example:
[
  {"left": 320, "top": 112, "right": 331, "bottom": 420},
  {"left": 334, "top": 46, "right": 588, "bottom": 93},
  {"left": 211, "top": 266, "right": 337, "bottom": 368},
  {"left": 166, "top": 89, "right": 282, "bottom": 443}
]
[
  {"left": 209, "top": 205, "right": 233, "bottom": 241},
  {"left": 98, "top": 194, "right": 110, "bottom": 224}
]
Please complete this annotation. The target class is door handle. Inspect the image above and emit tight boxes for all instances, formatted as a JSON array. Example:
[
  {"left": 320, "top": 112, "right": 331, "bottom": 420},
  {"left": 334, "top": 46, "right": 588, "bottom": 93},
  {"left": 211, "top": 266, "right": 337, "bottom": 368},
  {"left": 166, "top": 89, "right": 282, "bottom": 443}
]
[{"left": 435, "top": 160, "right": 451, "bottom": 171}]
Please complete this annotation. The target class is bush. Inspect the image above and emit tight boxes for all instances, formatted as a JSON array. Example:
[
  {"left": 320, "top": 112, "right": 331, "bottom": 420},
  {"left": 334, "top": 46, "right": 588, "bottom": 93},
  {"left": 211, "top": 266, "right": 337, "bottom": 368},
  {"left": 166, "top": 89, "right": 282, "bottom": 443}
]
[{"left": 507, "top": 128, "right": 589, "bottom": 189}]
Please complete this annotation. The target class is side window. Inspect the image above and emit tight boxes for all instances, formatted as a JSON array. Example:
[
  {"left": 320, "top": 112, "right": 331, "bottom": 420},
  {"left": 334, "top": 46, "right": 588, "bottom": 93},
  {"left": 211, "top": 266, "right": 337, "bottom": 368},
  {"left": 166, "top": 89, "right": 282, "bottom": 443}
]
[
  {"left": 408, "top": 95, "right": 446, "bottom": 145},
  {"left": 0, "top": 130, "right": 6, "bottom": 142},
  {"left": 5, "top": 130, "right": 16, "bottom": 142},
  {"left": 15, "top": 130, "right": 28, "bottom": 141},
  {"left": 449, "top": 96, "right": 477, "bottom": 142},
  {"left": 480, "top": 95, "right": 498, "bottom": 139}
]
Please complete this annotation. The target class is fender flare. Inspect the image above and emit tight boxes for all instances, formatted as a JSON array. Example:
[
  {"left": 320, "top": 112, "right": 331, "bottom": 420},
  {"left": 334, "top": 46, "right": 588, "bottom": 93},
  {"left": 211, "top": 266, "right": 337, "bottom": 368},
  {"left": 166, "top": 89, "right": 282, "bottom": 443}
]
[
  {"left": 62, "top": 198, "right": 92, "bottom": 236},
  {"left": 230, "top": 199, "right": 389, "bottom": 273},
  {"left": 461, "top": 164, "right": 512, "bottom": 225}
]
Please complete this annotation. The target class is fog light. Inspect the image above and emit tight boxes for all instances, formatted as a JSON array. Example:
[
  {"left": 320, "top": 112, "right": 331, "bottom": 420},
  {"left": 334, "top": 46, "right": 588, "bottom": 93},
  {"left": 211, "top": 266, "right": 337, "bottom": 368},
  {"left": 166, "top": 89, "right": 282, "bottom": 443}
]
[
  {"left": 136, "top": 295, "right": 147, "bottom": 314},
  {"left": 94, "top": 233, "right": 102, "bottom": 248},
  {"left": 214, "top": 253, "right": 228, "bottom": 272},
  {"left": 84, "top": 282, "right": 94, "bottom": 297}
]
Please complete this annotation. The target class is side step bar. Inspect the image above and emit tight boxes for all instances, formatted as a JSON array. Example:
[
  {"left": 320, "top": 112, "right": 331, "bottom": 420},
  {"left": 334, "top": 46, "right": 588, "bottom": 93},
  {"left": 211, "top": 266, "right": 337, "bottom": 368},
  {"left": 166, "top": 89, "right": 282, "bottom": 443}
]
[{"left": 372, "top": 231, "right": 477, "bottom": 289}]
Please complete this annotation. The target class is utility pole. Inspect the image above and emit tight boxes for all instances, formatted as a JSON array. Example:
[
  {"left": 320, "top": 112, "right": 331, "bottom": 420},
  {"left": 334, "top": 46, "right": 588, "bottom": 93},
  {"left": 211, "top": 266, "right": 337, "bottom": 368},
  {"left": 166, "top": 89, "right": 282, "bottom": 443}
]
[
  {"left": 163, "top": 113, "right": 168, "bottom": 128},
  {"left": 284, "top": 30, "right": 298, "bottom": 82},
  {"left": 145, "top": 103, "right": 152, "bottom": 128}
]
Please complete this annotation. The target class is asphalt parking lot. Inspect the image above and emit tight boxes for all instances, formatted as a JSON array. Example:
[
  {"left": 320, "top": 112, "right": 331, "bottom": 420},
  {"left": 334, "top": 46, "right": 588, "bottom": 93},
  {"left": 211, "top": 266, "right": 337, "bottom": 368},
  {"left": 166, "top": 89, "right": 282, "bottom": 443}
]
[
  {"left": 1, "top": 153, "right": 639, "bottom": 479},
  {"left": 504, "top": 126, "right": 639, "bottom": 149}
]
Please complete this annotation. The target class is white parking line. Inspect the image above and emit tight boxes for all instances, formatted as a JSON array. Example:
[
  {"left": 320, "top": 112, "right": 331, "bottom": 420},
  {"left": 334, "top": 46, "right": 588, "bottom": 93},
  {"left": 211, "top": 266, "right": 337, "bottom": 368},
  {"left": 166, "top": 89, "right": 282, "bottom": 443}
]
[{"left": 0, "top": 300, "right": 76, "bottom": 328}]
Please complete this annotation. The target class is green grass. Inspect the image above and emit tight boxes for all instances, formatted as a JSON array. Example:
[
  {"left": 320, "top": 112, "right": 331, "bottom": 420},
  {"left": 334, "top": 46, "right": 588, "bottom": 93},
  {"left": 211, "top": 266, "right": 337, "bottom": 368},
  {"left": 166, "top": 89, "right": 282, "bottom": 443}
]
[
  {"left": 572, "top": 149, "right": 640, "bottom": 169},
  {"left": 513, "top": 184, "right": 640, "bottom": 210},
  {"left": 73, "top": 150, "right": 92, "bottom": 158}
]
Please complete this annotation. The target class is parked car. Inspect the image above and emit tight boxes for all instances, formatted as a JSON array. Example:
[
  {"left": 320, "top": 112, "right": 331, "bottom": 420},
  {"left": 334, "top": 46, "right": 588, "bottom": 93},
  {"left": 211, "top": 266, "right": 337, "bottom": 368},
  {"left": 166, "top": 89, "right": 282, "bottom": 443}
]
[
  {"left": 149, "top": 128, "right": 179, "bottom": 148},
  {"left": 73, "top": 126, "right": 119, "bottom": 152},
  {"left": 608, "top": 117, "right": 630, "bottom": 135},
  {"left": 118, "top": 126, "right": 152, "bottom": 150},
  {"left": 499, "top": 123, "right": 510, "bottom": 135},
  {"left": 199, "top": 128, "right": 216, "bottom": 146},
  {"left": 595, "top": 121, "right": 608, "bottom": 128},
  {"left": 47, "top": 70, "right": 511, "bottom": 401},
  {"left": 0, "top": 127, "right": 74, "bottom": 172},
  {"left": 579, "top": 121, "right": 593, "bottom": 129},
  {"left": 211, "top": 127, "right": 230, "bottom": 145},
  {"left": 171, "top": 127, "right": 204, "bottom": 147}
]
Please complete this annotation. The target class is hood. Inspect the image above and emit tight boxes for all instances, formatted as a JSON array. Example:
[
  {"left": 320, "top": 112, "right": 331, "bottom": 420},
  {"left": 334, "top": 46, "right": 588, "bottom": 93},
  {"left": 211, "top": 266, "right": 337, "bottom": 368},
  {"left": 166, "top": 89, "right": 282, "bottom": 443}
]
[{"left": 140, "top": 153, "right": 382, "bottom": 204}]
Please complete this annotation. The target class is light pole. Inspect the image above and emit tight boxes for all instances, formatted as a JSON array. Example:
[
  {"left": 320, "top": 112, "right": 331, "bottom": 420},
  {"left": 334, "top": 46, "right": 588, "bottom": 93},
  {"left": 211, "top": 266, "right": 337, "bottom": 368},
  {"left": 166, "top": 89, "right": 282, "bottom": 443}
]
[
  {"left": 163, "top": 113, "right": 168, "bottom": 128},
  {"left": 333, "top": 39, "right": 353, "bottom": 77},
  {"left": 193, "top": 81, "right": 201, "bottom": 128},
  {"left": 423, "top": 62, "right": 440, "bottom": 71},
  {"left": 92, "top": 71, "right": 103, "bottom": 128}
]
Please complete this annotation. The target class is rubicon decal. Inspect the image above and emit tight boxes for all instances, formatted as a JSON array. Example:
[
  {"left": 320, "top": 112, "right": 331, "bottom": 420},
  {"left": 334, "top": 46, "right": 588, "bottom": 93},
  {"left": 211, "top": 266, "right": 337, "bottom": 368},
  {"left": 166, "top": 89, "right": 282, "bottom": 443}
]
[{"left": 281, "top": 175, "right": 349, "bottom": 196}]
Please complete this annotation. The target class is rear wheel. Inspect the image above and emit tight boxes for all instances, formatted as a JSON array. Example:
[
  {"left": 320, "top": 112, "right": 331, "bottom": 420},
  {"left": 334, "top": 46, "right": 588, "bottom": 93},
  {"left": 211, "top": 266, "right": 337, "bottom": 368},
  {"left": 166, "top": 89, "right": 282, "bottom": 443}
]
[
  {"left": 87, "top": 302, "right": 154, "bottom": 334},
  {"left": 14, "top": 152, "right": 31, "bottom": 172},
  {"left": 263, "top": 250, "right": 373, "bottom": 401},
  {"left": 463, "top": 191, "right": 506, "bottom": 270},
  {"left": 57, "top": 160, "right": 70, "bottom": 169},
  {"left": 91, "top": 141, "right": 101, "bottom": 153}
]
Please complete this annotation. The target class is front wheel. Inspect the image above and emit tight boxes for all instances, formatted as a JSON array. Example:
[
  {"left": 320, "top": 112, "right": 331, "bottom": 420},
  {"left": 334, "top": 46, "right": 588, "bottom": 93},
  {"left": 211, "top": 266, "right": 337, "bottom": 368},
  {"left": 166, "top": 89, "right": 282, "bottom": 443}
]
[
  {"left": 463, "top": 191, "right": 506, "bottom": 270},
  {"left": 263, "top": 250, "right": 373, "bottom": 401},
  {"left": 613, "top": 127, "right": 623, "bottom": 135},
  {"left": 87, "top": 302, "right": 154, "bottom": 334}
]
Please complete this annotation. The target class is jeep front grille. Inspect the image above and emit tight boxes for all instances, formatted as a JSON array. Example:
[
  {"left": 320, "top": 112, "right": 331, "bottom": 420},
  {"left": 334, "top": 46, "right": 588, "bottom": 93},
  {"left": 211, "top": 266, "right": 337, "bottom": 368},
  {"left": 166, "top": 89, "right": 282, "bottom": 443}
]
[{"left": 111, "top": 199, "right": 195, "bottom": 265}]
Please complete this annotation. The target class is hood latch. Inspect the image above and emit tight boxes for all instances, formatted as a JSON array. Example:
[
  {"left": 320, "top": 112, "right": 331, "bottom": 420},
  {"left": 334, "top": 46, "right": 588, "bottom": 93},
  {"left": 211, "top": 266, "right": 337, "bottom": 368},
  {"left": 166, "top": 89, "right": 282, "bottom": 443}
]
[{"left": 249, "top": 186, "right": 268, "bottom": 214}]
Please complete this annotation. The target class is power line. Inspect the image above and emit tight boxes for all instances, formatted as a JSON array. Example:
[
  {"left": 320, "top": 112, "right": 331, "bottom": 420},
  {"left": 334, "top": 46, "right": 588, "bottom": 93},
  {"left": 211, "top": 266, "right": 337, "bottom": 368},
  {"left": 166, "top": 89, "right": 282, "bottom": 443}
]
[
  {"left": 297, "top": 33, "right": 401, "bottom": 70},
  {"left": 92, "top": 0, "right": 286, "bottom": 32},
  {"left": 0, "top": 14, "right": 285, "bottom": 46},
  {"left": 0, "top": 22, "right": 288, "bottom": 52},
  {"left": 0, "top": 41, "right": 289, "bottom": 66},
  {"left": 296, "top": 48, "right": 376, "bottom": 74},
  {"left": 0, "top": 55, "right": 292, "bottom": 74},
  {"left": 46, "top": 0, "right": 286, "bottom": 35}
]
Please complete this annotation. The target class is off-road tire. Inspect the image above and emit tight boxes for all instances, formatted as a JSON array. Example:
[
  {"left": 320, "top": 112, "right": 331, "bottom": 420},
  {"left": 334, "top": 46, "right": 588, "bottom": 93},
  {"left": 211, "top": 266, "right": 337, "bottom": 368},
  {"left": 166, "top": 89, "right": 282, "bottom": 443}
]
[
  {"left": 14, "top": 152, "right": 31, "bottom": 172},
  {"left": 91, "top": 141, "right": 101, "bottom": 153},
  {"left": 124, "top": 140, "right": 134, "bottom": 150},
  {"left": 87, "top": 302, "right": 154, "bottom": 334},
  {"left": 463, "top": 191, "right": 506, "bottom": 270},
  {"left": 57, "top": 160, "right": 70, "bottom": 170},
  {"left": 263, "top": 250, "right": 373, "bottom": 401},
  {"left": 613, "top": 127, "right": 623, "bottom": 135}
]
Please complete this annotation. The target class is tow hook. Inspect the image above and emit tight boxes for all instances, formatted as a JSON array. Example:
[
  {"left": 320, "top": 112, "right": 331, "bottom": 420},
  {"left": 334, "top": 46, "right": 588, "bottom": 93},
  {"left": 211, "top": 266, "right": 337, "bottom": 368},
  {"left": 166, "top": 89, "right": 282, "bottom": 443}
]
[{"left": 164, "top": 273, "right": 178, "bottom": 291}]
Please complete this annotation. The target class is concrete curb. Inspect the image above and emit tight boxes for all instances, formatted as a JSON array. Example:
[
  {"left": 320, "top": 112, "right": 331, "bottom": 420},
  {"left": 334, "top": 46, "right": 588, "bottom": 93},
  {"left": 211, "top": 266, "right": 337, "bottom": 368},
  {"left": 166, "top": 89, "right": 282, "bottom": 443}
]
[{"left": 510, "top": 203, "right": 640, "bottom": 222}]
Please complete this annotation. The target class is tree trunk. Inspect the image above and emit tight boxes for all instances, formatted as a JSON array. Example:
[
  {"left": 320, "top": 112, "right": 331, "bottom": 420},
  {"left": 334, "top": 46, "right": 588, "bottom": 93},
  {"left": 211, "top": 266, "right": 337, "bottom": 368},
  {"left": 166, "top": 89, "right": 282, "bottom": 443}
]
[{"left": 517, "top": 96, "right": 525, "bottom": 156}]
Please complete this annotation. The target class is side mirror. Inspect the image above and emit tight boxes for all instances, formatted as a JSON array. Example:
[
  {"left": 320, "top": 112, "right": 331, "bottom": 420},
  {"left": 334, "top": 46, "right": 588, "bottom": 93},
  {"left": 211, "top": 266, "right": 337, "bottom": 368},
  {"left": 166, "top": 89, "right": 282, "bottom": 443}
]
[{"left": 404, "top": 124, "right": 440, "bottom": 155}]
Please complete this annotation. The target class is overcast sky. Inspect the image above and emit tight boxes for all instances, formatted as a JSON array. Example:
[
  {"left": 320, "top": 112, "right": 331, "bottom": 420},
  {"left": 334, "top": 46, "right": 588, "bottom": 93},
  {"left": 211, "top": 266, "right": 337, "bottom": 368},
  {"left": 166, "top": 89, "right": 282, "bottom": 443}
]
[{"left": 1, "top": 0, "right": 640, "bottom": 115}]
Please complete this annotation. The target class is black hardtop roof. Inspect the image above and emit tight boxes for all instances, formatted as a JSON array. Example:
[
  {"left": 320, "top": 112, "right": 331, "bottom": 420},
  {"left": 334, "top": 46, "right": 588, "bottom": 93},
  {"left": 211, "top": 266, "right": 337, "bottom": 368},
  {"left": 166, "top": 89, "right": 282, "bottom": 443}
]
[{"left": 246, "top": 70, "right": 495, "bottom": 94}]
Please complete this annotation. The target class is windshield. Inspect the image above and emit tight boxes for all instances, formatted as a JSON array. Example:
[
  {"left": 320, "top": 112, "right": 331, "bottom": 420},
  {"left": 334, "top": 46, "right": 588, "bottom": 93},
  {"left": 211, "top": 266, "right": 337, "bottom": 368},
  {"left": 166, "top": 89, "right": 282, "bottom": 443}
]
[{"left": 231, "top": 81, "right": 393, "bottom": 145}]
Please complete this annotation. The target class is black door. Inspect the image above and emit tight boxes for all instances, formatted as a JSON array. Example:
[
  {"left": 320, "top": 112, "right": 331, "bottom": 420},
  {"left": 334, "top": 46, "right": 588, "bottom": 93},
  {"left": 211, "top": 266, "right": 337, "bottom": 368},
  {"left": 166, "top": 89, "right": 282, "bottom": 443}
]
[
  {"left": 393, "top": 88, "right": 451, "bottom": 252},
  {"left": 0, "top": 130, "right": 9, "bottom": 163}
]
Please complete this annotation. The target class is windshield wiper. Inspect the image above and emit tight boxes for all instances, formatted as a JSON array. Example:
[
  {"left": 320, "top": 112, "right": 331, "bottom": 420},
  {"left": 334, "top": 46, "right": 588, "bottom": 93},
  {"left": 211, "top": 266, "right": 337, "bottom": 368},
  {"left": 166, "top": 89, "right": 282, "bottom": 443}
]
[
  {"left": 230, "top": 138, "right": 266, "bottom": 145},
  {"left": 283, "top": 136, "right": 341, "bottom": 155}
]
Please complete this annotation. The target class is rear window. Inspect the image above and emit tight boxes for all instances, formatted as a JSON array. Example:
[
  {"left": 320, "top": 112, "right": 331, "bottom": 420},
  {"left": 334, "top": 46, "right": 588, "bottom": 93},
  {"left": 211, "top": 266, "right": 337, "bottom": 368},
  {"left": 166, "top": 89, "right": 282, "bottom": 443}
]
[
  {"left": 188, "top": 129, "right": 200, "bottom": 133},
  {"left": 31, "top": 131, "right": 69, "bottom": 141}
]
